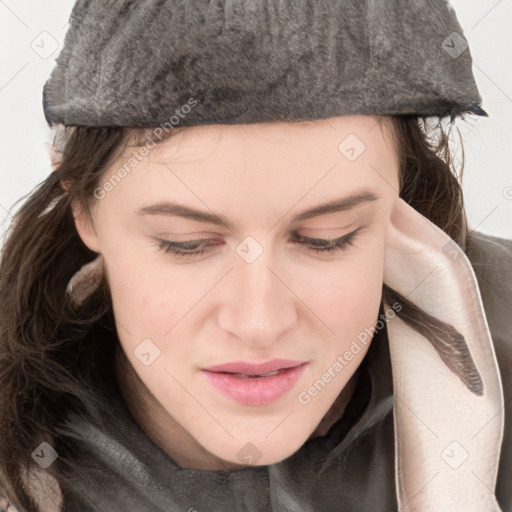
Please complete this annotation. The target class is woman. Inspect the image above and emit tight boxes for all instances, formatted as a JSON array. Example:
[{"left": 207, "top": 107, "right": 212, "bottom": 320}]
[{"left": 1, "top": 1, "right": 510, "bottom": 511}]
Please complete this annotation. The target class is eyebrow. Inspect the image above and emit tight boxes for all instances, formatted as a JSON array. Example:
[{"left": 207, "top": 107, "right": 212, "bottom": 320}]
[{"left": 136, "top": 190, "right": 380, "bottom": 231}]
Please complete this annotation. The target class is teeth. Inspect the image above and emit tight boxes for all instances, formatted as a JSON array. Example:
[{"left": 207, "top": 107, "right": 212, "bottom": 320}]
[{"left": 232, "top": 369, "right": 282, "bottom": 378}]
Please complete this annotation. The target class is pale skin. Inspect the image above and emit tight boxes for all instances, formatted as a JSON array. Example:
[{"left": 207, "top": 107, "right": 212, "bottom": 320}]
[{"left": 72, "top": 115, "right": 400, "bottom": 470}]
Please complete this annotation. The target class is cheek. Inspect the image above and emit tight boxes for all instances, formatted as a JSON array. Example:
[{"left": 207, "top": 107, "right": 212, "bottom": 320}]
[
  {"left": 101, "top": 247, "right": 178, "bottom": 340},
  {"left": 103, "top": 248, "right": 218, "bottom": 367},
  {"left": 300, "top": 242, "right": 385, "bottom": 340}
]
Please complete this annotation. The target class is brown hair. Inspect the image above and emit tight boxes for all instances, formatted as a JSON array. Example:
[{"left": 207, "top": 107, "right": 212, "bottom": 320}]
[{"left": 0, "top": 115, "right": 475, "bottom": 510}]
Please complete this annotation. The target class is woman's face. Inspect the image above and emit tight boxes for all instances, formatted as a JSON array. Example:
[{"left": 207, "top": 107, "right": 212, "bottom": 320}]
[{"left": 74, "top": 115, "right": 399, "bottom": 468}]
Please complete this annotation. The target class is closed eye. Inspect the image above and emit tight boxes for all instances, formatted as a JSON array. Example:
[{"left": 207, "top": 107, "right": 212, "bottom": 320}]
[
  {"left": 155, "top": 227, "right": 361, "bottom": 258},
  {"left": 289, "top": 227, "right": 360, "bottom": 254}
]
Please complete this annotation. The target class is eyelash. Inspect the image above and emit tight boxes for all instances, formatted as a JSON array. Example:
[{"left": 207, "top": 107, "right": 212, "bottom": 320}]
[{"left": 155, "top": 228, "right": 360, "bottom": 258}]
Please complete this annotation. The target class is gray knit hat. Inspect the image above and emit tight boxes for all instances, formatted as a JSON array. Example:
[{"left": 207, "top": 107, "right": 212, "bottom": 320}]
[{"left": 42, "top": 0, "right": 486, "bottom": 128}]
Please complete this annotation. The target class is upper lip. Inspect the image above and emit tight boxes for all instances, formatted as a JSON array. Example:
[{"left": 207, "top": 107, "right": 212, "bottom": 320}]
[{"left": 203, "top": 359, "right": 307, "bottom": 375}]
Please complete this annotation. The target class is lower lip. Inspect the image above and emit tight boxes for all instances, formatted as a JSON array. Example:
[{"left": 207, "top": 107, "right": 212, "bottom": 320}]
[{"left": 202, "top": 363, "right": 308, "bottom": 406}]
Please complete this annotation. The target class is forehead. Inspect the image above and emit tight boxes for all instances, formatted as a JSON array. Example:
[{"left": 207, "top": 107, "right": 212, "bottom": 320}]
[
  {"left": 106, "top": 116, "right": 399, "bottom": 206},
  {"left": 97, "top": 115, "right": 399, "bottom": 231},
  {"left": 144, "top": 115, "right": 395, "bottom": 165}
]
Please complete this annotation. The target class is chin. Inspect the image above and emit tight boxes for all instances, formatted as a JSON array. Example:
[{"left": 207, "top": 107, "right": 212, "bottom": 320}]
[{"left": 204, "top": 431, "right": 310, "bottom": 469}]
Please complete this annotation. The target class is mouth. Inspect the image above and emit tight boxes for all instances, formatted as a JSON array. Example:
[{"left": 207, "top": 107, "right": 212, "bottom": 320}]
[
  {"left": 202, "top": 360, "right": 309, "bottom": 406},
  {"left": 217, "top": 369, "right": 285, "bottom": 378},
  {"left": 202, "top": 358, "right": 307, "bottom": 376}
]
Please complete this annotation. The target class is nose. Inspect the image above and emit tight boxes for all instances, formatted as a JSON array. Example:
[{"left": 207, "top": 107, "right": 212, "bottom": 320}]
[{"left": 217, "top": 245, "right": 297, "bottom": 349}]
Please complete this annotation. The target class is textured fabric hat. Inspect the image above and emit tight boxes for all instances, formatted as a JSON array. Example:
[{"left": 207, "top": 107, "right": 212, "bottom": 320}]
[{"left": 42, "top": 0, "right": 487, "bottom": 128}]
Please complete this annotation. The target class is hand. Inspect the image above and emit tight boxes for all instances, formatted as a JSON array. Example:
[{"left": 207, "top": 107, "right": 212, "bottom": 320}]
[{"left": 382, "top": 198, "right": 504, "bottom": 511}]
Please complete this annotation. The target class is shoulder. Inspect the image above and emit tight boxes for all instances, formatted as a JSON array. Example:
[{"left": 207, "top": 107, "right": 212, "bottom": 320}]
[
  {"left": 465, "top": 230, "right": 512, "bottom": 510},
  {"left": 465, "top": 230, "right": 512, "bottom": 341},
  {"left": 0, "top": 459, "right": 62, "bottom": 512},
  {"left": 465, "top": 229, "right": 512, "bottom": 263}
]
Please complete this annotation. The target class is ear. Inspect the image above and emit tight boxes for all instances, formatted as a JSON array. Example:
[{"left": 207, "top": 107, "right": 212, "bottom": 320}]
[
  {"left": 45, "top": 140, "right": 60, "bottom": 171},
  {"left": 71, "top": 198, "right": 101, "bottom": 254}
]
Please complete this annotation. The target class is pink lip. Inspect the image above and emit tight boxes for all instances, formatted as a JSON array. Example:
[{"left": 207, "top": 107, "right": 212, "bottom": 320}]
[{"left": 202, "top": 360, "right": 308, "bottom": 406}]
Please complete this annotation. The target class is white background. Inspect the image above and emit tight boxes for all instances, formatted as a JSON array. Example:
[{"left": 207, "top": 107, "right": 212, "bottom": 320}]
[{"left": 1, "top": 0, "right": 511, "bottom": 245}]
